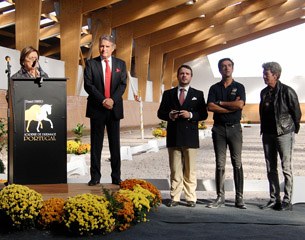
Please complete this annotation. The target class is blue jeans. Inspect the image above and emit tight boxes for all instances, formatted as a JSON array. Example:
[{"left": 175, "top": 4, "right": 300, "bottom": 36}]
[
  {"left": 212, "top": 123, "right": 243, "bottom": 198},
  {"left": 262, "top": 132, "right": 295, "bottom": 203}
]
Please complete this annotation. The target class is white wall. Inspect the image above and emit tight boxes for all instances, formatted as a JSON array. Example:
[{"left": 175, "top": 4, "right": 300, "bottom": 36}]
[{"left": 202, "top": 23, "right": 305, "bottom": 103}]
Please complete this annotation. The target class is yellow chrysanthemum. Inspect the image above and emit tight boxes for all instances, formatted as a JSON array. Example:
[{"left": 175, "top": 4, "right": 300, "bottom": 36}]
[
  {"left": 62, "top": 193, "right": 115, "bottom": 235},
  {"left": 0, "top": 184, "right": 43, "bottom": 229}
]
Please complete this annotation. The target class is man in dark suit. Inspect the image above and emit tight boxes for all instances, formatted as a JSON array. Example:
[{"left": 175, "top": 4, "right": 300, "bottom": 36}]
[
  {"left": 84, "top": 35, "right": 127, "bottom": 186},
  {"left": 157, "top": 64, "right": 208, "bottom": 207}
]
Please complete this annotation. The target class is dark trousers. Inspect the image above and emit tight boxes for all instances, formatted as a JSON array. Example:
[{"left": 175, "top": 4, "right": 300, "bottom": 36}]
[
  {"left": 262, "top": 132, "right": 294, "bottom": 203},
  {"left": 212, "top": 123, "right": 244, "bottom": 198},
  {"left": 90, "top": 112, "right": 121, "bottom": 182}
]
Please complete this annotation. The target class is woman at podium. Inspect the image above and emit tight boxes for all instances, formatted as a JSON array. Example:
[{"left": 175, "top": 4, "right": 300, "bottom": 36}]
[{"left": 11, "top": 46, "right": 49, "bottom": 79}]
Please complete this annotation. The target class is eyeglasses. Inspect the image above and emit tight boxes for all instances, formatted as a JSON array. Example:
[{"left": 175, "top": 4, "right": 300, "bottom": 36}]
[{"left": 25, "top": 57, "right": 37, "bottom": 62}]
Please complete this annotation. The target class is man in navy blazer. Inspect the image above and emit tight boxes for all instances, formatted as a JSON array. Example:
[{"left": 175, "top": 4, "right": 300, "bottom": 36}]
[
  {"left": 158, "top": 64, "right": 208, "bottom": 207},
  {"left": 84, "top": 35, "right": 127, "bottom": 186}
]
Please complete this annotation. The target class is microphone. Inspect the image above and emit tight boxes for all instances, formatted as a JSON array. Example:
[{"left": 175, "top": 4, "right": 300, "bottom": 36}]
[
  {"left": 32, "top": 60, "right": 37, "bottom": 68},
  {"left": 5, "top": 56, "right": 11, "bottom": 75}
]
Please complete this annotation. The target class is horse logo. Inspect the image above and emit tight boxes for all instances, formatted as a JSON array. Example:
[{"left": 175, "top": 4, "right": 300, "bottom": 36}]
[{"left": 25, "top": 104, "right": 53, "bottom": 132}]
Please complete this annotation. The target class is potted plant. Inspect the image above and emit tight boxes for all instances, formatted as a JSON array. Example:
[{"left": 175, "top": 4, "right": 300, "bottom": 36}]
[
  {"left": 152, "top": 121, "right": 167, "bottom": 138},
  {"left": 67, "top": 124, "right": 90, "bottom": 176},
  {"left": 72, "top": 123, "right": 85, "bottom": 143},
  {"left": 67, "top": 123, "right": 90, "bottom": 155}
]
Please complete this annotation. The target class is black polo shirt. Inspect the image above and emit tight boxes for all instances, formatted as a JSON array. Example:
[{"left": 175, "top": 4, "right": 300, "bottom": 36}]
[{"left": 207, "top": 80, "right": 246, "bottom": 125}]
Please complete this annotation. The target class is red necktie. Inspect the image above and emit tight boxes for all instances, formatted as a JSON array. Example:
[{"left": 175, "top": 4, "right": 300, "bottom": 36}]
[
  {"left": 104, "top": 59, "right": 111, "bottom": 98},
  {"left": 179, "top": 88, "right": 185, "bottom": 105}
]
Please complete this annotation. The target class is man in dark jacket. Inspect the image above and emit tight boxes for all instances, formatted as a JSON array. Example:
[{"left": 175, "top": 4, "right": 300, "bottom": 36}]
[
  {"left": 157, "top": 64, "right": 208, "bottom": 208},
  {"left": 84, "top": 35, "right": 127, "bottom": 186},
  {"left": 259, "top": 61, "right": 302, "bottom": 211}
]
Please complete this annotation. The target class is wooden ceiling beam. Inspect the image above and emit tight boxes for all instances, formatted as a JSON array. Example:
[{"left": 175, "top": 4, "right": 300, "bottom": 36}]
[
  {"left": 167, "top": 10, "right": 304, "bottom": 61},
  {"left": 41, "top": 0, "right": 56, "bottom": 14},
  {"left": 40, "top": 45, "right": 60, "bottom": 57},
  {"left": 149, "top": 0, "right": 287, "bottom": 46},
  {"left": 60, "top": 0, "right": 83, "bottom": 95},
  {"left": 80, "top": 34, "right": 92, "bottom": 46},
  {"left": 156, "top": 0, "right": 303, "bottom": 54},
  {"left": 0, "top": 0, "right": 55, "bottom": 28},
  {"left": 128, "top": 0, "right": 249, "bottom": 38},
  {"left": 15, "top": 0, "right": 42, "bottom": 50},
  {"left": 82, "top": 0, "right": 122, "bottom": 14},
  {"left": 40, "top": 23, "right": 60, "bottom": 40},
  {"left": 175, "top": 18, "right": 305, "bottom": 68},
  {"left": 0, "top": 11, "right": 15, "bottom": 28},
  {"left": 0, "top": 29, "right": 14, "bottom": 38},
  {"left": 171, "top": 19, "right": 305, "bottom": 87},
  {"left": 111, "top": 0, "right": 187, "bottom": 27},
  {"left": 164, "top": 16, "right": 305, "bottom": 87}
]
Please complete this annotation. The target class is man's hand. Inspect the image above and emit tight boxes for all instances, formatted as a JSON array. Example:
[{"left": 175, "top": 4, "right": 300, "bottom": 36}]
[
  {"left": 178, "top": 110, "right": 191, "bottom": 119},
  {"left": 103, "top": 98, "right": 114, "bottom": 110},
  {"left": 169, "top": 110, "right": 180, "bottom": 120}
]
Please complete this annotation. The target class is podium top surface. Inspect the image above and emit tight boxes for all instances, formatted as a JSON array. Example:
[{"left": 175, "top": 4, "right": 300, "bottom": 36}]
[{"left": 11, "top": 77, "right": 67, "bottom": 81}]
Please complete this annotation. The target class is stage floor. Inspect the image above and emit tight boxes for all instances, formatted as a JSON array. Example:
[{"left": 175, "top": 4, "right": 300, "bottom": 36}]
[{"left": 0, "top": 183, "right": 120, "bottom": 200}]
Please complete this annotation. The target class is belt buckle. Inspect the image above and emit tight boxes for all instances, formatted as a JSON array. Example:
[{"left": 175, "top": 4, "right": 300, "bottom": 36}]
[{"left": 225, "top": 123, "right": 234, "bottom": 127}]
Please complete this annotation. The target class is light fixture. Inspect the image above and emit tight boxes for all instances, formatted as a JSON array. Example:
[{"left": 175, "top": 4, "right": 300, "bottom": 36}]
[
  {"left": 199, "top": 14, "right": 205, "bottom": 18},
  {"left": 186, "top": 0, "right": 197, "bottom": 5}
]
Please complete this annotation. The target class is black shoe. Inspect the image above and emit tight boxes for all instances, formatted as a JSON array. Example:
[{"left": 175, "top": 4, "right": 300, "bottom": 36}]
[
  {"left": 235, "top": 196, "right": 247, "bottom": 209},
  {"left": 167, "top": 200, "right": 179, "bottom": 207},
  {"left": 281, "top": 202, "right": 292, "bottom": 211},
  {"left": 260, "top": 200, "right": 281, "bottom": 210},
  {"left": 112, "top": 179, "right": 122, "bottom": 185},
  {"left": 88, "top": 180, "right": 100, "bottom": 186},
  {"left": 186, "top": 201, "right": 196, "bottom": 207},
  {"left": 273, "top": 202, "right": 283, "bottom": 211},
  {"left": 207, "top": 196, "right": 225, "bottom": 208}
]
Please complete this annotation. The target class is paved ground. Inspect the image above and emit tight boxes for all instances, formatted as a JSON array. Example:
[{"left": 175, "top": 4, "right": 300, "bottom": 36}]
[{"left": 68, "top": 124, "right": 305, "bottom": 201}]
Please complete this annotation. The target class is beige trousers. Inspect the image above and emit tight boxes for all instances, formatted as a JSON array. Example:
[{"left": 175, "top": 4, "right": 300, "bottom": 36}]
[{"left": 168, "top": 147, "right": 197, "bottom": 202}]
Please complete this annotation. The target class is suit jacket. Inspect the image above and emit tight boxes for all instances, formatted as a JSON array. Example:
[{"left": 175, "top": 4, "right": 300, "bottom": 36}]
[
  {"left": 84, "top": 56, "right": 127, "bottom": 120},
  {"left": 157, "top": 87, "right": 208, "bottom": 148}
]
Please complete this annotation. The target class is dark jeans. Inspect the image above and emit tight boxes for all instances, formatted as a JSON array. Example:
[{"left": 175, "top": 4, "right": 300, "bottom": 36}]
[
  {"left": 262, "top": 132, "right": 295, "bottom": 203},
  {"left": 212, "top": 123, "right": 243, "bottom": 198}
]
